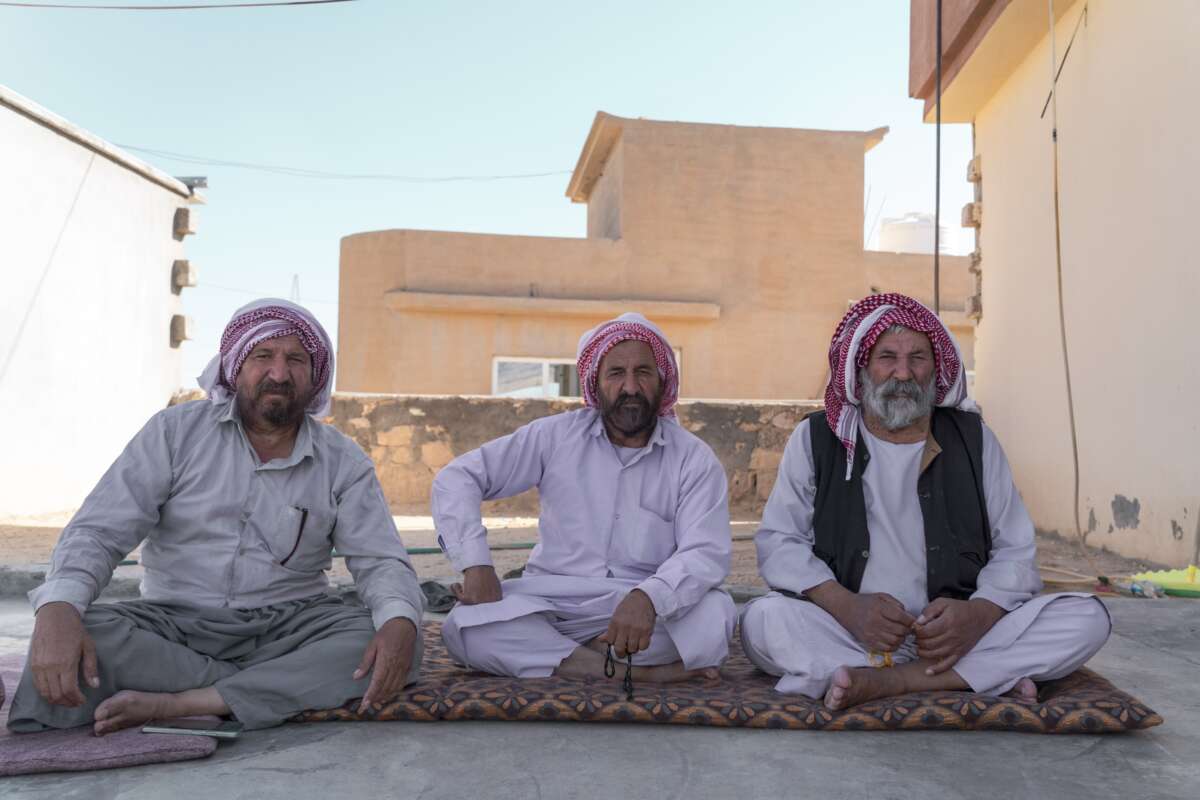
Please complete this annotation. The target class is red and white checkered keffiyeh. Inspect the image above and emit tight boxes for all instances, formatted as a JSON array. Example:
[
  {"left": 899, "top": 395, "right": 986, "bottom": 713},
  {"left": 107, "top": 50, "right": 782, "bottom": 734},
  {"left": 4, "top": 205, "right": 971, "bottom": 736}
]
[
  {"left": 198, "top": 298, "right": 335, "bottom": 417},
  {"left": 825, "top": 293, "right": 975, "bottom": 479},
  {"left": 576, "top": 312, "right": 679, "bottom": 418}
]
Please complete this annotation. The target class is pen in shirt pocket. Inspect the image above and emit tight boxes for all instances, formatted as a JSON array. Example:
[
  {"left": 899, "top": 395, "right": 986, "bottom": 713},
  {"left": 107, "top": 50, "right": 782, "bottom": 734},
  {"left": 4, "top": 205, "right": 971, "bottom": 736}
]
[{"left": 280, "top": 506, "right": 308, "bottom": 567}]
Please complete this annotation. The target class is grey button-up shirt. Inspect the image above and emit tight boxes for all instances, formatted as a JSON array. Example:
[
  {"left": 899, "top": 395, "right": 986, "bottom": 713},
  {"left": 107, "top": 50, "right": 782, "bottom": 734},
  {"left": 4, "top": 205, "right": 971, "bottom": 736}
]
[
  {"left": 31, "top": 399, "right": 423, "bottom": 630},
  {"left": 431, "top": 408, "right": 732, "bottom": 619}
]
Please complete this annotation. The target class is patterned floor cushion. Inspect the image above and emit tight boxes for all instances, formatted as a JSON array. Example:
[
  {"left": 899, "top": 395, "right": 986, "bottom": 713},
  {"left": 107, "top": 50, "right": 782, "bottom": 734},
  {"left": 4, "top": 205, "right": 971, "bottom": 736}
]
[{"left": 294, "top": 622, "right": 1162, "bottom": 734}]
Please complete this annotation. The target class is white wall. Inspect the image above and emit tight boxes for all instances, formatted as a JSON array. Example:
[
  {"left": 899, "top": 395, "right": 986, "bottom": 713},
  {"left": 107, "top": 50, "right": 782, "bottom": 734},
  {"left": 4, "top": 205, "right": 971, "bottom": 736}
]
[
  {"left": 0, "top": 103, "right": 191, "bottom": 518},
  {"left": 972, "top": 0, "right": 1200, "bottom": 564}
]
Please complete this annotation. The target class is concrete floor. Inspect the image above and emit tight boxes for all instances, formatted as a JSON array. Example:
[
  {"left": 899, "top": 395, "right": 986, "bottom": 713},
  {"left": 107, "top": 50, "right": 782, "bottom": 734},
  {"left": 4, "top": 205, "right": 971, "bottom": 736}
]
[{"left": 2, "top": 597, "right": 1198, "bottom": 799}]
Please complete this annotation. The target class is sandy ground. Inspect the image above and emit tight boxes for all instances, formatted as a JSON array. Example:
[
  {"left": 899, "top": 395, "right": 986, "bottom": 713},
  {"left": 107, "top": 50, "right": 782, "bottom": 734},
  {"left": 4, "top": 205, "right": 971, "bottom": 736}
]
[{"left": 0, "top": 517, "right": 1163, "bottom": 589}]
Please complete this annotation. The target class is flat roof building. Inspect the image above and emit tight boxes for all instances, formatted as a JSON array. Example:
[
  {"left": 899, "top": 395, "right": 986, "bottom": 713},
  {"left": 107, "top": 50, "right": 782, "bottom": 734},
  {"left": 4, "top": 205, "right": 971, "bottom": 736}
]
[{"left": 338, "top": 112, "right": 970, "bottom": 402}]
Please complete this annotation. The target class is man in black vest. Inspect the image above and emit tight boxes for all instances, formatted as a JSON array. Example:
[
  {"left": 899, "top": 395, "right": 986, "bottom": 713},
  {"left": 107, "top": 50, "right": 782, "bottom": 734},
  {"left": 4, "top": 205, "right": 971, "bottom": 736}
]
[{"left": 739, "top": 293, "right": 1109, "bottom": 710}]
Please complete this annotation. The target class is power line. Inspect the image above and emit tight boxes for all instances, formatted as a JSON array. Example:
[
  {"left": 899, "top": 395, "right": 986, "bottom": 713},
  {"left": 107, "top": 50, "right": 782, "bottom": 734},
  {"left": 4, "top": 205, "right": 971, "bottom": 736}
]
[
  {"left": 117, "top": 143, "right": 572, "bottom": 183},
  {"left": 1039, "top": 4, "right": 1088, "bottom": 119},
  {"left": 199, "top": 281, "right": 335, "bottom": 304},
  {"left": 933, "top": 0, "right": 942, "bottom": 314},
  {"left": 1047, "top": 0, "right": 1085, "bottom": 548},
  {"left": 0, "top": 1, "right": 354, "bottom": 9}
]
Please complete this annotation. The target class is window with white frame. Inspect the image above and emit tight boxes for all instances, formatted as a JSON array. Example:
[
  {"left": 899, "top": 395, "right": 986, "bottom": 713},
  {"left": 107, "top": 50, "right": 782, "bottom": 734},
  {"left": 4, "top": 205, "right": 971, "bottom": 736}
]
[
  {"left": 492, "top": 357, "right": 581, "bottom": 398},
  {"left": 491, "top": 350, "right": 682, "bottom": 399}
]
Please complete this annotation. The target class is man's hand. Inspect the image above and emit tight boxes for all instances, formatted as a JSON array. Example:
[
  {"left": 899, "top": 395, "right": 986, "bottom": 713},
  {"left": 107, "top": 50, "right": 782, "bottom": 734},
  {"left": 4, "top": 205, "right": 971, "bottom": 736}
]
[
  {"left": 808, "top": 581, "right": 915, "bottom": 652},
  {"left": 598, "top": 589, "right": 656, "bottom": 658},
  {"left": 450, "top": 565, "right": 502, "bottom": 605},
  {"left": 354, "top": 617, "right": 418, "bottom": 714},
  {"left": 914, "top": 597, "right": 1006, "bottom": 675},
  {"left": 29, "top": 602, "right": 99, "bottom": 707}
]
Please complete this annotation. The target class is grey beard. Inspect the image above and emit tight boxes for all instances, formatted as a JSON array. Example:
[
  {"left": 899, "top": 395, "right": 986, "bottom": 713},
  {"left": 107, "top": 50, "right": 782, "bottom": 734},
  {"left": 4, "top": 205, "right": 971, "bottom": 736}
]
[{"left": 859, "top": 368, "right": 936, "bottom": 431}]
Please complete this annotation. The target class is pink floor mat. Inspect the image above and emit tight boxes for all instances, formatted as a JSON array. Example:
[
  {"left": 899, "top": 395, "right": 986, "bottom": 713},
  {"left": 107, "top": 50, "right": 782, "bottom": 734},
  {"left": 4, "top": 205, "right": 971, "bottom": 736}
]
[{"left": 0, "top": 654, "right": 217, "bottom": 777}]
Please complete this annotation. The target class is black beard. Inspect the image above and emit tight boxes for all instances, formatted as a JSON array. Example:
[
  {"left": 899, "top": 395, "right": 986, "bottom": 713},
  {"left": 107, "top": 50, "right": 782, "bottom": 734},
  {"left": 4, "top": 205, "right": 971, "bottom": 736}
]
[
  {"left": 600, "top": 389, "right": 660, "bottom": 439},
  {"left": 237, "top": 378, "right": 309, "bottom": 430}
]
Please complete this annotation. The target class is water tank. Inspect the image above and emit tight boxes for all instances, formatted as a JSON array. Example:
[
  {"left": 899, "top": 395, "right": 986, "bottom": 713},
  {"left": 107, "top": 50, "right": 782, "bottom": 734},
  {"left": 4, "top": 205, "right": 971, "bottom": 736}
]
[{"left": 877, "top": 212, "right": 952, "bottom": 255}]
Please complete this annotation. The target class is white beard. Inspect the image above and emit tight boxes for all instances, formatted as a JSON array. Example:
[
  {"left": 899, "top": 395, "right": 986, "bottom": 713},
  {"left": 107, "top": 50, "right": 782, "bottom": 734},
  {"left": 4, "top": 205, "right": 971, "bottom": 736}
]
[{"left": 859, "top": 369, "right": 936, "bottom": 430}]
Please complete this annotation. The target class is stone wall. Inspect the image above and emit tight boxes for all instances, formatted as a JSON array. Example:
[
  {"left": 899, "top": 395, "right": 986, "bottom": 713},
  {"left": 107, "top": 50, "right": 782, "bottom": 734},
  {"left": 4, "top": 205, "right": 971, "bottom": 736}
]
[{"left": 325, "top": 393, "right": 822, "bottom": 515}]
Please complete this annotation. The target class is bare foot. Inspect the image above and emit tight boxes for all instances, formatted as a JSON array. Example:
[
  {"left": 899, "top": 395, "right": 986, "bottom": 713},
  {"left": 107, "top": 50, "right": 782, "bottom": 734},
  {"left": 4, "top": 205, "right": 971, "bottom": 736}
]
[
  {"left": 1005, "top": 677, "right": 1038, "bottom": 703},
  {"left": 93, "top": 691, "right": 175, "bottom": 736},
  {"left": 823, "top": 666, "right": 904, "bottom": 711},
  {"left": 823, "top": 663, "right": 970, "bottom": 711},
  {"left": 93, "top": 686, "right": 229, "bottom": 736},
  {"left": 584, "top": 638, "right": 608, "bottom": 656},
  {"left": 555, "top": 644, "right": 720, "bottom": 684},
  {"left": 639, "top": 662, "right": 720, "bottom": 684}
]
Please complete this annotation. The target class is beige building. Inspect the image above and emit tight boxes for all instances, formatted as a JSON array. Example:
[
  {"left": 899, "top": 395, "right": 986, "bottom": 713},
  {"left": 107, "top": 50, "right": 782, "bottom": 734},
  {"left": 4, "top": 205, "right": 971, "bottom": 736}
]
[
  {"left": 0, "top": 85, "right": 201, "bottom": 518},
  {"left": 339, "top": 112, "right": 970, "bottom": 402},
  {"left": 909, "top": 0, "right": 1199, "bottom": 564}
]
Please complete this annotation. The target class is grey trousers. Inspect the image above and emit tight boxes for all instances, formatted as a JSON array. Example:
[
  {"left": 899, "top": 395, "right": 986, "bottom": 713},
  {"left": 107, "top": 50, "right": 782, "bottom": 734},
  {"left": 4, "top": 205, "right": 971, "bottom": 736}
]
[{"left": 7, "top": 594, "right": 423, "bottom": 731}]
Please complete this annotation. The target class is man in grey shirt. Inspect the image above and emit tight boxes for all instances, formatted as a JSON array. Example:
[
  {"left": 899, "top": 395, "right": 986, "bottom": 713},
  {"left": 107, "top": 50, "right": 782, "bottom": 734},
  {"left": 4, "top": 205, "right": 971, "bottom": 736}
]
[{"left": 8, "top": 299, "right": 423, "bottom": 734}]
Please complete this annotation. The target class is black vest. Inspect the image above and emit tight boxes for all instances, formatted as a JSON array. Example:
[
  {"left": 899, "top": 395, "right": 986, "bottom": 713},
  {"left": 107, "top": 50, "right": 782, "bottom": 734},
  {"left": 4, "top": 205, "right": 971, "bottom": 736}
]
[{"left": 807, "top": 408, "right": 992, "bottom": 601}]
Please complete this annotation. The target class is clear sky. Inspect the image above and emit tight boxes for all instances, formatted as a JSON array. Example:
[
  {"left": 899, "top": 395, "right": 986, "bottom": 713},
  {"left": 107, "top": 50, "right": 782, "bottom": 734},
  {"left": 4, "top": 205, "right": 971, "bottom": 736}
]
[{"left": 0, "top": 0, "right": 972, "bottom": 388}]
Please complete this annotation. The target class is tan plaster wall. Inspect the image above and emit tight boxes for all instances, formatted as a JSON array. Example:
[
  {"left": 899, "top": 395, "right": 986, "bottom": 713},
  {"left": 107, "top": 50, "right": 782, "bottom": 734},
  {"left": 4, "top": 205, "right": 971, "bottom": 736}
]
[
  {"left": 339, "top": 230, "right": 630, "bottom": 396},
  {"left": 587, "top": 137, "right": 623, "bottom": 240},
  {"left": 326, "top": 394, "right": 821, "bottom": 515},
  {"left": 341, "top": 116, "right": 973, "bottom": 404},
  {"left": 969, "top": 0, "right": 1200, "bottom": 564}
]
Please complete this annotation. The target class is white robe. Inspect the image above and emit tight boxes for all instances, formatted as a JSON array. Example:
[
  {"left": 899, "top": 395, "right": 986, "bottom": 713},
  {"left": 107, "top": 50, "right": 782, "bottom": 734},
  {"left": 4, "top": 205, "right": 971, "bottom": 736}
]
[
  {"left": 433, "top": 408, "right": 736, "bottom": 677},
  {"left": 740, "top": 417, "right": 1110, "bottom": 697}
]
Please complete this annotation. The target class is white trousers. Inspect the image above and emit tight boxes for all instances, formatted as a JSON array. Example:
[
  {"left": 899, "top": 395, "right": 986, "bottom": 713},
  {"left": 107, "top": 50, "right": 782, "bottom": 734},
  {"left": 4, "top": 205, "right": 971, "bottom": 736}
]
[
  {"left": 442, "top": 577, "right": 736, "bottom": 678},
  {"left": 739, "top": 591, "right": 1110, "bottom": 698}
]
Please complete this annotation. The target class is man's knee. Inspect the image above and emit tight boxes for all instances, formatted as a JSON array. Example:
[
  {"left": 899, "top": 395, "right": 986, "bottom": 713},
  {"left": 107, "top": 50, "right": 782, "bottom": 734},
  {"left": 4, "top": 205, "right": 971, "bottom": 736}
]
[
  {"left": 739, "top": 594, "right": 793, "bottom": 671},
  {"left": 739, "top": 593, "right": 772, "bottom": 633},
  {"left": 441, "top": 610, "right": 513, "bottom": 671},
  {"left": 1019, "top": 594, "right": 1111, "bottom": 668},
  {"left": 78, "top": 602, "right": 157, "bottom": 659},
  {"left": 440, "top": 609, "right": 469, "bottom": 665},
  {"left": 1063, "top": 596, "right": 1112, "bottom": 654},
  {"left": 668, "top": 589, "right": 735, "bottom": 662},
  {"left": 694, "top": 588, "right": 737, "bottom": 634},
  {"left": 740, "top": 593, "right": 798, "bottom": 637},
  {"left": 454, "top": 622, "right": 513, "bottom": 675},
  {"left": 309, "top": 605, "right": 377, "bottom": 659},
  {"left": 82, "top": 602, "right": 135, "bottom": 633},
  {"left": 445, "top": 613, "right": 560, "bottom": 676}
]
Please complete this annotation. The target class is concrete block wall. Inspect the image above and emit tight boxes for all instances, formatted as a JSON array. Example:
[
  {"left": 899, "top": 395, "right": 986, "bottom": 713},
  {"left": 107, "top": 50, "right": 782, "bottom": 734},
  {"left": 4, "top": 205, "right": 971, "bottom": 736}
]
[{"left": 325, "top": 394, "right": 821, "bottom": 515}]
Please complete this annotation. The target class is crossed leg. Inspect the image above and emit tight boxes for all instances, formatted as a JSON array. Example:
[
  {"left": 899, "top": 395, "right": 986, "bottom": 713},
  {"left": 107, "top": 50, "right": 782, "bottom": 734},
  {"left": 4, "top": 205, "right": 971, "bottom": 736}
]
[
  {"left": 446, "top": 612, "right": 715, "bottom": 683},
  {"left": 740, "top": 592, "right": 1110, "bottom": 709}
]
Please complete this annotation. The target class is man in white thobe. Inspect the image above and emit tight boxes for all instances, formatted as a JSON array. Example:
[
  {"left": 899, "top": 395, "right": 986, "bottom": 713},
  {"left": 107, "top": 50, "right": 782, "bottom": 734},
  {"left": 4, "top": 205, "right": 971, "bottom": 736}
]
[
  {"left": 740, "top": 293, "right": 1110, "bottom": 710},
  {"left": 433, "top": 313, "right": 735, "bottom": 684}
]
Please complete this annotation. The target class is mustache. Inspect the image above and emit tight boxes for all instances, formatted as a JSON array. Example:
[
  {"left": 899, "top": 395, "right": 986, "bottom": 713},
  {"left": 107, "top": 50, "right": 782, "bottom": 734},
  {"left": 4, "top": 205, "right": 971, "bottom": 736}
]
[
  {"left": 254, "top": 378, "right": 296, "bottom": 399},
  {"left": 876, "top": 378, "right": 924, "bottom": 399},
  {"left": 615, "top": 392, "right": 651, "bottom": 409}
]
